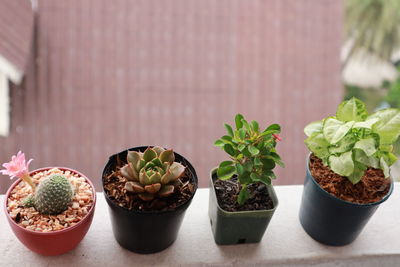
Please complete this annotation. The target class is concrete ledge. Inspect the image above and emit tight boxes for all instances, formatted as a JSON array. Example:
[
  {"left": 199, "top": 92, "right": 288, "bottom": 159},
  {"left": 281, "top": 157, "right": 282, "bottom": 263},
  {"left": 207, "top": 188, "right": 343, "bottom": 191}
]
[{"left": 1, "top": 184, "right": 399, "bottom": 266}]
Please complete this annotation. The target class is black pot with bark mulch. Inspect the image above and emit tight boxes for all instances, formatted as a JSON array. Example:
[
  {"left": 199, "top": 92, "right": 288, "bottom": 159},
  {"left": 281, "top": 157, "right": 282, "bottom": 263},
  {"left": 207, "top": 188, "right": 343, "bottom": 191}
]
[
  {"left": 208, "top": 168, "right": 279, "bottom": 245},
  {"left": 102, "top": 146, "right": 198, "bottom": 254},
  {"left": 299, "top": 154, "right": 394, "bottom": 246}
]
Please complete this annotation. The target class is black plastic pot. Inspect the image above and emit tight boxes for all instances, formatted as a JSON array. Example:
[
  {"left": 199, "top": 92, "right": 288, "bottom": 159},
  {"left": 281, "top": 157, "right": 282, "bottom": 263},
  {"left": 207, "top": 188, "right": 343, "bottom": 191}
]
[
  {"left": 299, "top": 155, "right": 394, "bottom": 246},
  {"left": 102, "top": 146, "right": 198, "bottom": 254},
  {"left": 208, "top": 168, "right": 278, "bottom": 245}
]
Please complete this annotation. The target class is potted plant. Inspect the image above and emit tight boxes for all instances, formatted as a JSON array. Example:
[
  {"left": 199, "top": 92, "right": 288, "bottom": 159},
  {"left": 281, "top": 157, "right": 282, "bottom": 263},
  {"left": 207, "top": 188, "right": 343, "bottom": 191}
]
[
  {"left": 209, "top": 114, "right": 284, "bottom": 245},
  {"left": 102, "top": 146, "right": 198, "bottom": 254},
  {"left": 1, "top": 151, "right": 96, "bottom": 255},
  {"left": 300, "top": 97, "right": 400, "bottom": 246}
]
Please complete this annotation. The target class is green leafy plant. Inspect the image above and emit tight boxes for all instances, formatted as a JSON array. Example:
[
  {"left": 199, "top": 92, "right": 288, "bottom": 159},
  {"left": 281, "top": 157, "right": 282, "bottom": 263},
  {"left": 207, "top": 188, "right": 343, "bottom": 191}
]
[
  {"left": 214, "top": 114, "right": 284, "bottom": 205},
  {"left": 305, "top": 97, "right": 400, "bottom": 184},
  {"left": 121, "top": 146, "right": 185, "bottom": 201}
]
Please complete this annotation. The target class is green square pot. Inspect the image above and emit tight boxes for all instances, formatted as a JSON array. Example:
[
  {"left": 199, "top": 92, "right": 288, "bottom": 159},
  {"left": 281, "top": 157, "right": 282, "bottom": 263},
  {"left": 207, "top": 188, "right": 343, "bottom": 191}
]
[{"left": 208, "top": 168, "right": 278, "bottom": 245}]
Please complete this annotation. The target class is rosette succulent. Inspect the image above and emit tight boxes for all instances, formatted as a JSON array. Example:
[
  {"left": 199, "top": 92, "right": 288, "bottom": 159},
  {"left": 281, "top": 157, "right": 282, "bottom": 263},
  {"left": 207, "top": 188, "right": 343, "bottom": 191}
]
[{"left": 121, "top": 146, "right": 186, "bottom": 201}]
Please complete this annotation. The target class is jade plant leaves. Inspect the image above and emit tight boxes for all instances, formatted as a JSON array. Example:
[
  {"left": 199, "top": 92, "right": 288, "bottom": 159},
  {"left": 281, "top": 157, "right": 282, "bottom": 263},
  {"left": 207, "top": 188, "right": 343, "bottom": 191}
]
[
  {"left": 304, "top": 97, "right": 400, "bottom": 184},
  {"left": 215, "top": 114, "right": 283, "bottom": 205}
]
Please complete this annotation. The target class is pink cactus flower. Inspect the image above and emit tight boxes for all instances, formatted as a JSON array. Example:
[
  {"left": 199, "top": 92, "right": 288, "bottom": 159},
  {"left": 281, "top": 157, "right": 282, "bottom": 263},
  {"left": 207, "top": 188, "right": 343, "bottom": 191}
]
[
  {"left": 272, "top": 134, "right": 282, "bottom": 142},
  {"left": 0, "top": 151, "right": 33, "bottom": 180}
]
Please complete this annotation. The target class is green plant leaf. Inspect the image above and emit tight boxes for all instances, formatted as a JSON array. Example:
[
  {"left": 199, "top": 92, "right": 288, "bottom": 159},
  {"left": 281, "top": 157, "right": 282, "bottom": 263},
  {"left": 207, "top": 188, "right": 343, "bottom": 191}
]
[
  {"left": 336, "top": 97, "right": 368, "bottom": 122},
  {"left": 243, "top": 160, "right": 253, "bottom": 172},
  {"left": 328, "top": 134, "right": 357, "bottom": 154},
  {"left": 214, "top": 139, "right": 225, "bottom": 147},
  {"left": 264, "top": 124, "right": 281, "bottom": 133},
  {"left": 217, "top": 165, "right": 236, "bottom": 180},
  {"left": 238, "top": 129, "right": 246, "bottom": 140},
  {"left": 254, "top": 157, "right": 263, "bottom": 166},
  {"left": 250, "top": 172, "right": 260, "bottom": 181},
  {"left": 223, "top": 144, "right": 236, "bottom": 156},
  {"left": 328, "top": 151, "right": 354, "bottom": 177},
  {"left": 238, "top": 172, "right": 251, "bottom": 185},
  {"left": 304, "top": 120, "right": 323, "bottom": 137},
  {"left": 236, "top": 163, "right": 244, "bottom": 176},
  {"left": 304, "top": 133, "right": 330, "bottom": 161},
  {"left": 224, "top": 124, "right": 234, "bottom": 137},
  {"left": 348, "top": 162, "right": 367, "bottom": 184},
  {"left": 323, "top": 118, "right": 355, "bottom": 144},
  {"left": 353, "top": 137, "right": 376, "bottom": 156},
  {"left": 268, "top": 152, "right": 285, "bottom": 167},
  {"left": 353, "top": 118, "right": 379, "bottom": 129},
  {"left": 369, "top": 109, "right": 400, "bottom": 145},
  {"left": 251, "top": 120, "right": 259, "bottom": 132},
  {"left": 237, "top": 186, "right": 250, "bottom": 205},
  {"left": 380, "top": 157, "right": 390, "bottom": 178},
  {"left": 235, "top": 114, "right": 244, "bottom": 129},
  {"left": 354, "top": 149, "right": 379, "bottom": 169},
  {"left": 248, "top": 145, "right": 260, "bottom": 156},
  {"left": 238, "top": 144, "right": 246, "bottom": 151},
  {"left": 261, "top": 158, "right": 275, "bottom": 170},
  {"left": 219, "top": 161, "right": 234, "bottom": 168}
]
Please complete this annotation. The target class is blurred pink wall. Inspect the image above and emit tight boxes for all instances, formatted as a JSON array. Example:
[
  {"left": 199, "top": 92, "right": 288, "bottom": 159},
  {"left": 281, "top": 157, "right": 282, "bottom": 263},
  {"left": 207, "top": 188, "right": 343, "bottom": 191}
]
[{"left": 0, "top": 0, "right": 343, "bottom": 192}]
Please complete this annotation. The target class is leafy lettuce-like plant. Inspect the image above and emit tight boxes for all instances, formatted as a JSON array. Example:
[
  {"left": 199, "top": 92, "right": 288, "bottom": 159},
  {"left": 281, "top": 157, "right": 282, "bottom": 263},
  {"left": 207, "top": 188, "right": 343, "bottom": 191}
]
[
  {"left": 305, "top": 97, "right": 400, "bottom": 184},
  {"left": 214, "top": 114, "right": 284, "bottom": 205}
]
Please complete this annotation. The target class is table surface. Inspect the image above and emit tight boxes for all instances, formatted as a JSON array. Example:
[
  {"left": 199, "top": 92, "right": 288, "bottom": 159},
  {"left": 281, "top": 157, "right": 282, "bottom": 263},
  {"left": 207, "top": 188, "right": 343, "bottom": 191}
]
[{"left": 1, "top": 184, "right": 399, "bottom": 267}]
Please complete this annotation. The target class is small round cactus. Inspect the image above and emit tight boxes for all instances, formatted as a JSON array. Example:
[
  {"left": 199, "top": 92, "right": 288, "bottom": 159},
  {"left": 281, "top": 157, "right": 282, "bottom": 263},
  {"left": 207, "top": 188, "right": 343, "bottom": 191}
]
[
  {"left": 26, "top": 174, "right": 74, "bottom": 215},
  {"left": 121, "top": 146, "right": 186, "bottom": 201}
]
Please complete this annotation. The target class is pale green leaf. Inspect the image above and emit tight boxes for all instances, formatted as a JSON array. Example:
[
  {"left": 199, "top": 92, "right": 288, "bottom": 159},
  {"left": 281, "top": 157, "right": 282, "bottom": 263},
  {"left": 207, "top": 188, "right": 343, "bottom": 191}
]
[
  {"left": 328, "top": 134, "right": 357, "bottom": 154},
  {"left": 304, "top": 120, "right": 323, "bottom": 137},
  {"left": 348, "top": 162, "right": 367, "bottom": 184},
  {"left": 354, "top": 137, "right": 377, "bottom": 156},
  {"left": 304, "top": 133, "right": 330, "bottom": 161},
  {"left": 323, "top": 118, "right": 355, "bottom": 144},
  {"left": 328, "top": 151, "right": 354, "bottom": 177},
  {"left": 354, "top": 149, "right": 379, "bottom": 169},
  {"left": 370, "top": 109, "right": 400, "bottom": 145},
  {"left": 353, "top": 118, "right": 379, "bottom": 129},
  {"left": 380, "top": 157, "right": 390, "bottom": 178},
  {"left": 336, "top": 97, "right": 368, "bottom": 122}
]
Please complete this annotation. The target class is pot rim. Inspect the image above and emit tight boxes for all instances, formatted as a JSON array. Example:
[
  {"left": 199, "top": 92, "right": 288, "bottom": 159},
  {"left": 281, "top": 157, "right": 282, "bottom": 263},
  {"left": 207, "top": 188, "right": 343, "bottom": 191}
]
[
  {"left": 4, "top": 166, "right": 97, "bottom": 236},
  {"left": 210, "top": 167, "right": 278, "bottom": 215},
  {"left": 102, "top": 146, "right": 198, "bottom": 215},
  {"left": 306, "top": 153, "right": 394, "bottom": 207}
]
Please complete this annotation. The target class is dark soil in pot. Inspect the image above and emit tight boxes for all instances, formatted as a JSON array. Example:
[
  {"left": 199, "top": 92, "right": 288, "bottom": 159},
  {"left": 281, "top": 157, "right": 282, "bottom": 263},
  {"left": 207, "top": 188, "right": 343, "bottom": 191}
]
[
  {"left": 309, "top": 154, "right": 391, "bottom": 204},
  {"left": 213, "top": 174, "right": 274, "bottom": 212}
]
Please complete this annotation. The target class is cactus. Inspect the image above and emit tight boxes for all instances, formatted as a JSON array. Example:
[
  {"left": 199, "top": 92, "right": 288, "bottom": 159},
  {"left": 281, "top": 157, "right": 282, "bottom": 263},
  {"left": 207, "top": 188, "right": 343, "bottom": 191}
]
[
  {"left": 23, "top": 174, "right": 74, "bottom": 215},
  {"left": 121, "top": 146, "right": 186, "bottom": 201}
]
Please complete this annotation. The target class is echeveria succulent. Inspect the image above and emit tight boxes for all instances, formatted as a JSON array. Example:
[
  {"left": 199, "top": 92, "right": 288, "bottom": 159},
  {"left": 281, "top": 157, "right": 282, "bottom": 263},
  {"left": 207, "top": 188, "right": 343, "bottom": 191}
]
[{"left": 121, "top": 146, "right": 185, "bottom": 201}]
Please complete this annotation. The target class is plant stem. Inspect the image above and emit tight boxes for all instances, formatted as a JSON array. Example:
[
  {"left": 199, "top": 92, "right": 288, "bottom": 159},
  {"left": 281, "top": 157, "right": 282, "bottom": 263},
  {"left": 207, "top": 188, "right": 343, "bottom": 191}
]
[{"left": 21, "top": 173, "right": 36, "bottom": 191}]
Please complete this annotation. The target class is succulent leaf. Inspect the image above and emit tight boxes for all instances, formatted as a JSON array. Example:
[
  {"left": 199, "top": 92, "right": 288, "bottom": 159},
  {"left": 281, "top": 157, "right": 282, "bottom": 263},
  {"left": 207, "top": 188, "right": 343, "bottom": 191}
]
[
  {"left": 139, "top": 169, "right": 151, "bottom": 185},
  {"left": 143, "top": 148, "right": 157, "bottom": 162},
  {"left": 158, "top": 185, "right": 175, "bottom": 197},
  {"left": 125, "top": 181, "right": 145, "bottom": 193},
  {"left": 160, "top": 149, "right": 175, "bottom": 164},
  {"left": 152, "top": 146, "right": 165, "bottom": 156},
  {"left": 127, "top": 151, "right": 141, "bottom": 171},
  {"left": 169, "top": 162, "right": 185, "bottom": 181},
  {"left": 138, "top": 192, "right": 155, "bottom": 201},
  {"left": 120, "top": 163, "right": 138, "bottom": 181},
  {"left": 144, "top": 183, "right": 161, "bottom": 194},
  {"left": 120, "top": 147, "right": 186, "bottom": 201}
]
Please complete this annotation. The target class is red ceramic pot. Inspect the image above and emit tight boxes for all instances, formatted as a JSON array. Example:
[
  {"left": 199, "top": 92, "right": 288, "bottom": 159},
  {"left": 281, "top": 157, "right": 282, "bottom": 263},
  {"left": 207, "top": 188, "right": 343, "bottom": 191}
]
[{"left": 3, "top": 167, "right": 96, "bottom": 256}]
